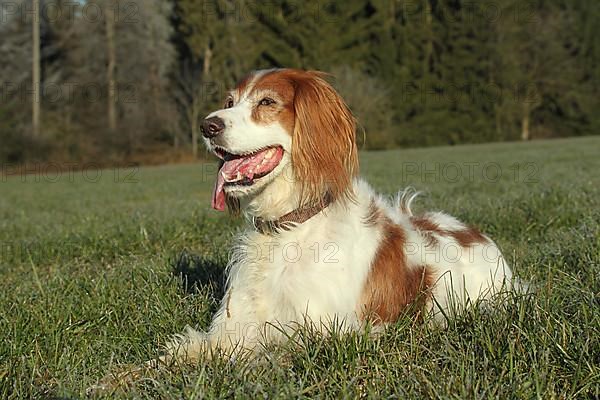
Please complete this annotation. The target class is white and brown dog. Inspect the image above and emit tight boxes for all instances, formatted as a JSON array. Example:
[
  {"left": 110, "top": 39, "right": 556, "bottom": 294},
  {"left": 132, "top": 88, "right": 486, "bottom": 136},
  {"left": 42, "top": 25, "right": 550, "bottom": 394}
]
[{"left": 162, "top": 69, "right": 517, "bottom": 363}]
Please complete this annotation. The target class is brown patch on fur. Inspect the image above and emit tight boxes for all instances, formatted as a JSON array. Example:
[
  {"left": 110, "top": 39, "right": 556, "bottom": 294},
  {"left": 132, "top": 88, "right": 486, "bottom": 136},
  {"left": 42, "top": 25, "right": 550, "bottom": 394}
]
[
  {"left": 235, "top": 72, "right": 256, "bottom": 96},
  {"left": 360, "top": 220, "right": 434, "bottom": 324},
  {"left": 249, "top": 72, "right": 295, "bottom": 134},
  {"left": 411, "top": 216, "right": 488, "bottom": 248},
  {"left": 449, "top": 227, "right": 488, "bottom": 248},
  {"left": 363, "top": 198, "right": 382, "bottom": 227},
  {"left": 411, "top": 216, "right": 442, "bottom": 247},
  {"left": 411, "top": 216, "right": 441, "bottom": 233},
  {"left": 249, "top": 69, "right": 359, "bottom": 207}
]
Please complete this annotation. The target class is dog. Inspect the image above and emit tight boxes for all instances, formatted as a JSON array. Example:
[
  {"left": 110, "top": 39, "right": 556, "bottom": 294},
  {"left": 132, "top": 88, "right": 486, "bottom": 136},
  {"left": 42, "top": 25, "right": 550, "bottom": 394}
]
[
  {"left": 90, "top": 69, "right": 518, "bottom": 393},
  {"left": 160, "top": 68, "right": 517, "bottom": 364},
  {"left": 88, "top": 69, "right": 522, "bottom": 394}
]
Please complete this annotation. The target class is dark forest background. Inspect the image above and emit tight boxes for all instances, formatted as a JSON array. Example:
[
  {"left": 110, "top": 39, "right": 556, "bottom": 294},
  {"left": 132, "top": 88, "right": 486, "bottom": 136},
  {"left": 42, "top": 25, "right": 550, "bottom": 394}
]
[{"left": 1, "top": 0, "right": 598, "bottom": 165}]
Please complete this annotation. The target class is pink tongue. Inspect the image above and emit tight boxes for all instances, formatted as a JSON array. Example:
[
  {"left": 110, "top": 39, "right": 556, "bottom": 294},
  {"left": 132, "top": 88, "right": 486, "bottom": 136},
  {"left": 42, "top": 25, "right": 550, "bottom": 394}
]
[
  {"left": 211, "top": 168, "right": 228, "bottom": 212},
  {"left": 211, "top": 148, "right": 283, "bottom": 211},
  {"left": 211, "top": 158, "right": 244, "bottom": 211}
]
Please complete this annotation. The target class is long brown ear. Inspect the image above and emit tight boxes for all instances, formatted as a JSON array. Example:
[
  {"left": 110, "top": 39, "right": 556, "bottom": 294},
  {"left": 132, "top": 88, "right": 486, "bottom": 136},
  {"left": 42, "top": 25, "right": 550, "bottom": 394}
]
[{"left": 292, "top": 71, "right": 359, "bottom": 206}]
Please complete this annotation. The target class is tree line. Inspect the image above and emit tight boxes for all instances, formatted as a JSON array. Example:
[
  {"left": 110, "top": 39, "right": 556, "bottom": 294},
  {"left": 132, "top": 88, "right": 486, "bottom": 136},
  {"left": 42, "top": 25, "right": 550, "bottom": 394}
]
[{"left": 0, "top": 0, "right": 598, "bottom": 165}]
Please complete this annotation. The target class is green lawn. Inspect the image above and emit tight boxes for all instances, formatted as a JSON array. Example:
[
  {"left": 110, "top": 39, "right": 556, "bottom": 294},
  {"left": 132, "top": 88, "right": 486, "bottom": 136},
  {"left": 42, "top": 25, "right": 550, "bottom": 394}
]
[{"left": 1, "top": 137, "right": 599, "bottom": 399}]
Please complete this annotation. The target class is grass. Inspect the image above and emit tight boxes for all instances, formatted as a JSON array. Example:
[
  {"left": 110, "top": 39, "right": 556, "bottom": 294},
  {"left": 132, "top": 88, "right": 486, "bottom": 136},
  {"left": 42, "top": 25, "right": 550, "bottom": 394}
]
[{"left": 1, "top": 136, "right": 599, "bottom": 399}]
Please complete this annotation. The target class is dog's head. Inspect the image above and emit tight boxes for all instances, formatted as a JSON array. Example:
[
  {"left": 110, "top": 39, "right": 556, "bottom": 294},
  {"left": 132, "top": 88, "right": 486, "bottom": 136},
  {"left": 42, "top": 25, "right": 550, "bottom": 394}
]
[{"left": 202, "top": 69, "right": 358, "bottom": 214}]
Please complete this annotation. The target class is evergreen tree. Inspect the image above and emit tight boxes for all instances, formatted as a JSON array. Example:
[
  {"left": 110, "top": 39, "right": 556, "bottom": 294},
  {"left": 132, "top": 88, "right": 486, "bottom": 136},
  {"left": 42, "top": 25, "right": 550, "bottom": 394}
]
[
  {"left": 1, "top": 0, "right": 599, "bottom": 162},
  {"left": 494, "top": 0, "right": 585, "bottom": 140}
]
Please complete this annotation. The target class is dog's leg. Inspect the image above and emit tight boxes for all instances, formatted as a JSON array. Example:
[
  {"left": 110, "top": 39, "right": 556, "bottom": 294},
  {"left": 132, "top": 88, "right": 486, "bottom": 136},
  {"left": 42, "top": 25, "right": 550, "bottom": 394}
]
[
  {"left": 89, "top": 276, "right": 262, "bottom": 394},
  {"left": 87, "top": 317, "right": 229, "bottom": 395},
  {"left": 165, "top": 282, "right": 263, "bottom": 363}
]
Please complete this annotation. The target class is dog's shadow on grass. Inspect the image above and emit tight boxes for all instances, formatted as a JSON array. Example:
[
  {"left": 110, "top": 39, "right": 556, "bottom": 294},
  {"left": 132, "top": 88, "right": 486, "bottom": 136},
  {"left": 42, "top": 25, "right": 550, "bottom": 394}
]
[{"left": 172, "top": 250, "right": 227, "bottom": 300}]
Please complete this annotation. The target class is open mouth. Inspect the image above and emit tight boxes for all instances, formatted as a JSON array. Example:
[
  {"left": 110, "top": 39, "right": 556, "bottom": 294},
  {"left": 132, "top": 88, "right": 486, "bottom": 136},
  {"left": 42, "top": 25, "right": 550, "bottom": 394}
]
[{"left": 212, "top": 146, "right": 284, "bottom": 211}]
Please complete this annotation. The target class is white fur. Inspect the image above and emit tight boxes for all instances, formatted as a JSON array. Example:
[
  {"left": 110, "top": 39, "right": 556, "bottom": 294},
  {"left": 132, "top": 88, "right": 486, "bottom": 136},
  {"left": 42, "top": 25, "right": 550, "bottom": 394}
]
[{"left": 167, "top": 178, "right": 514, "bottom": 360}]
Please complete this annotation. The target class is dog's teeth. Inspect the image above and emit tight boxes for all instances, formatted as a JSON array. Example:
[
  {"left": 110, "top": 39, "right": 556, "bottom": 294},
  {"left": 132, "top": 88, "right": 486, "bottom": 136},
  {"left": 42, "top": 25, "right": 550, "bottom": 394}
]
[{"left": 265, "top": 148, "right": 276, "bottom": 160}]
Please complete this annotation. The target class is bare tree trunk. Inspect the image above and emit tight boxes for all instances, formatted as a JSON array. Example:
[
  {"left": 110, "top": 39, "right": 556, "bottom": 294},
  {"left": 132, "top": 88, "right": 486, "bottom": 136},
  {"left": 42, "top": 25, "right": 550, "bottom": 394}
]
[
  {"left": 521, "top": 102, "right": 530, "bottom": 141},
  {"left": 494, "top": 103, "right": 501, "bottom": 138},
  {"left": 32, "top": 0, "right": 41, "bottom": 138},
  {"left": 190, "top": 101, "right": 200, "bottom": 158},
  {"left": 191, "top": 124, "right": 198, "bottom": 158},
  {"left": 189, "top": 43, "right": 212, "bottom": 158},
  {"left": 490, "top": 74, "right": 502, "bottom": 139},
  {"left": 106, "top": 2, "right": 117, "bottom": 133},
  {"left": 423, "top": 0, "right": 433, "bottom": 110},
  {"left": 202, "top": 43, "right": 212, "bottom": 76}
]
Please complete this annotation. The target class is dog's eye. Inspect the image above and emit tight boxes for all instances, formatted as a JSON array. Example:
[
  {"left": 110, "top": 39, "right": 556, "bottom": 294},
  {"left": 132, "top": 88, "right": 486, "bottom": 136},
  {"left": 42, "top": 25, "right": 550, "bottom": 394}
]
[
  {"left": 259, "top": 97, "right": 276, "bottom": 106},
  {"left": 224, "top": 98, "right": 234, "bottom": 109}
]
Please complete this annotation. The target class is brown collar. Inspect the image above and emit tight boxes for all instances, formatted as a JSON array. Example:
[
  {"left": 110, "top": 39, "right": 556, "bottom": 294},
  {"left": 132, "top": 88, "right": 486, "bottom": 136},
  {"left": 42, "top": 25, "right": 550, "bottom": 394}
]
[{"left": 252, "top": 196, "right": 332, "bottom": 235}]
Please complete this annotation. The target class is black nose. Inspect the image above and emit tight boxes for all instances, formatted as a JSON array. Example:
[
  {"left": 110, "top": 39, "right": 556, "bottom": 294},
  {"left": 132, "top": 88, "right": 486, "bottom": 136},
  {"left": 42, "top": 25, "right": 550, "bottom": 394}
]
[{"left": 201, "top": 116, "right": 225, "bottom": 138}]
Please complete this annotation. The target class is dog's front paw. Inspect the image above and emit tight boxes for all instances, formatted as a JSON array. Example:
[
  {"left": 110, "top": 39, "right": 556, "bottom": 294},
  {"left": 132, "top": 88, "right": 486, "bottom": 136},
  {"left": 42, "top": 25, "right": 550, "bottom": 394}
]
[
  {"left": 165, "top": 325, "right": 212, "bottom": 363},
  {"left": 86, "top": 364, "right": 142, "bottom": 396},
  {"left": 86, "top": 358, "right": 165, "bottom": 397}
]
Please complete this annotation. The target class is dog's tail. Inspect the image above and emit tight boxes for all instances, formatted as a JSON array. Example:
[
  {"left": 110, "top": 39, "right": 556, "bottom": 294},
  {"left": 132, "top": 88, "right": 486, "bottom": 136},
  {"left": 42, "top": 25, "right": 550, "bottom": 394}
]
[{"left": 395, "top": 187, "right": 420, "bottom": 216}]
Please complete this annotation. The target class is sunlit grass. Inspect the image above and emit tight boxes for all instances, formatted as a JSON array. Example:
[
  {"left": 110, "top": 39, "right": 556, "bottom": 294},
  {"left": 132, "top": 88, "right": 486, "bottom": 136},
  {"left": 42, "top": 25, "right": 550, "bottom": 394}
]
[{"left": 1, "top": 137, "right": 598, "bottom": 398}]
